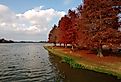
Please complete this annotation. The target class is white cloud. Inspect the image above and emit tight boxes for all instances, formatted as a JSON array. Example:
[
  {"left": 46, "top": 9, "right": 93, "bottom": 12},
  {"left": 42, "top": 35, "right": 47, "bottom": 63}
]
[{"left": 0, "top": 5, "right": 65, "bottom": 41}]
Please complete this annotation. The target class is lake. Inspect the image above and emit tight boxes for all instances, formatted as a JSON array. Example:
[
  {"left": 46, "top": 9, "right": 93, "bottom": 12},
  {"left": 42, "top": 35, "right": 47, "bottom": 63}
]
[{"left": 0, "top": 43, "right": 120, "bottom": 82}]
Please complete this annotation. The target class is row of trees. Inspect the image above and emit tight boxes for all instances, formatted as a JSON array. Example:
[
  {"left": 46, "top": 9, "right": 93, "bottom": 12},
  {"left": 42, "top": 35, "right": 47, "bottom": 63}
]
[{"left": 49, "top": 0, "right": 121, "bottom": 57}]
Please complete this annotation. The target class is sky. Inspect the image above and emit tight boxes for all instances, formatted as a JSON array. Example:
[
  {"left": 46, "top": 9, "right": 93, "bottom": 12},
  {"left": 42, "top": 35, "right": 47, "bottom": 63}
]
[{"left": 0, "top": 0, "right": 82, "bottom": 41}]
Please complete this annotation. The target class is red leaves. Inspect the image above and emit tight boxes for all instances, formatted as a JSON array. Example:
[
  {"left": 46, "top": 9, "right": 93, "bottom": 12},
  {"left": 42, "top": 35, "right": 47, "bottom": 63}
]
[
  {"left": 81, "top": 0, "right": 121, "bottom": 49},
  {"left": 48, "top": 25, "right": 58, "bottom": 43},
  {"left": 48, "top": 0, "right": 121, "bottom": 51},
  {"left": 57, "top": 10, "right": 78, "bottom": 45}
]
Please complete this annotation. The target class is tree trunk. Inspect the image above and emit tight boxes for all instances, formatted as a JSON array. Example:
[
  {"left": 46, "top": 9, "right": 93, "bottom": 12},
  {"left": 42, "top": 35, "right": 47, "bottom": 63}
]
[
  {"left": 71, "top": 45, "right": 74, "bottom": 50},
  {"left": 97, "top": 48, "right": 103, "bottom": 57},
  {"left": 65, "top": 44, "right": 67, "bottom": 48},
  {"left": 54, "top": 42, "right": 56, "bottom": 46},
  {"left": 64, "top": 43, "right": 65, "bottom": 47},
  {"left": 60, "top": 43, "right": 61, "bottom": 46},
  {"left": 97, "top": 40, "right": 103, "bottom": 57}
]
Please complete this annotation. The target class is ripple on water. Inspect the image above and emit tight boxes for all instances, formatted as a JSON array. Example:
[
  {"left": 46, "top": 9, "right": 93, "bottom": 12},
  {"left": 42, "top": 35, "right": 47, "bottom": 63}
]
[
  {"left": 0, "top": 43, "right": 57, "bottom": 82},
  {"left": 0, "top": 65, "right": 55, "bottom": 82}
]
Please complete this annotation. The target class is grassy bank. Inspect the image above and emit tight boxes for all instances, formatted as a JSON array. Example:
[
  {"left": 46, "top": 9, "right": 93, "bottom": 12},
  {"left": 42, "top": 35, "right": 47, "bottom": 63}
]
[{"left": 44, "top": 46, "right": 121, "bottom": 79}]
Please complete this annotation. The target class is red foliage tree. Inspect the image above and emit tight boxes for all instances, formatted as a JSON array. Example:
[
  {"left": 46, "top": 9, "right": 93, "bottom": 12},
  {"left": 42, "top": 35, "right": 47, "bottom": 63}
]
[
  {"left": 81, "top": 0, "right": 121, "bottom": 57},
  {"left": 57, "top": 10, "right": 79, "bottom": 49},
  {"left": 48, "top": 25, "right": 58, "bottom": 46},
  {"left": 57, "top": 14, "right": 74, "bottom": 47},
  {"left": 67, "top": 9, "right": 79, "bottom": 49}
]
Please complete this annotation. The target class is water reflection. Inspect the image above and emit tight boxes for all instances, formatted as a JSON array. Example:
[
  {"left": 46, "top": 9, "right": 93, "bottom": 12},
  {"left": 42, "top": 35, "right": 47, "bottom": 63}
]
[{"left": 48, "top": 52, "right": 121, "bottom": 82}]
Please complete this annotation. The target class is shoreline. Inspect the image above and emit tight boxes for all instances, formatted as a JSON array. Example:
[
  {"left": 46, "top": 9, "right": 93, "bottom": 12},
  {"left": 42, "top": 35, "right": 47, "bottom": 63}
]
[{"left": 44, "top": 46, "right": 121, "bottom": 79}]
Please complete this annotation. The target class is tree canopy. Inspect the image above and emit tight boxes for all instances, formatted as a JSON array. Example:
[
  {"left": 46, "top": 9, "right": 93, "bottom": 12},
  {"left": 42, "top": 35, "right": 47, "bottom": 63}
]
[{"left": 48, "top": 0, "right": 121, "bottom": 57}]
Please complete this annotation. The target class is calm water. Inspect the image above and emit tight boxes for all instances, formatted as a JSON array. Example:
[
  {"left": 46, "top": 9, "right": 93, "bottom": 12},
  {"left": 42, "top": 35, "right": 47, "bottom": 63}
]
[{"left": 0, "top": 43, "right": 120, "bottom": 82}]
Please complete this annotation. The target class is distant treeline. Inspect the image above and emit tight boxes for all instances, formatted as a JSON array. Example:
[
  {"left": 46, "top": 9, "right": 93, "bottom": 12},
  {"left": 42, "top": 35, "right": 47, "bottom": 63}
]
[
  {"left": 15, "top": 41, "right": 48, "bottom": 43},
  {"left": 0, "top": 38, "right": 14, "bottom": 43},
  {"left": 0, "top": 38, "right": 48, "bottom": 43}
]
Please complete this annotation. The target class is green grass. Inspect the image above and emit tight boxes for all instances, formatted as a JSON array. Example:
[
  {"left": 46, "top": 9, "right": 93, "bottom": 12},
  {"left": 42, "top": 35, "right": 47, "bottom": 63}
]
[{"left": 62, "top": 56, "right": 82, "bottom": 69}]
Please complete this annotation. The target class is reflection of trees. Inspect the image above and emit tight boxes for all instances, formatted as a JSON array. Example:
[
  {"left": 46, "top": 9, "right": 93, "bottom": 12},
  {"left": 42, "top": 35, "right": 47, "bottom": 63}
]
[{"left": 48, "top": 52, "right": 64, "bottom": 82}]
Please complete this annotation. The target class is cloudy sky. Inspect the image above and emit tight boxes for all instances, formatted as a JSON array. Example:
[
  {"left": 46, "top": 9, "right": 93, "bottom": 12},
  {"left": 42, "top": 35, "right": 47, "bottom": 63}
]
[{"left": 0, "top": 0, "right": 82, "bottom": 41}]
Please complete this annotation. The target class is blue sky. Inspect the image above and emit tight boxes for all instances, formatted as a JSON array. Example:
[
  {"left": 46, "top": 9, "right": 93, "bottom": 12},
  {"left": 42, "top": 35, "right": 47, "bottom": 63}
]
[
  {"left": 0, "top": 0, "right": 82, "bottom": 41},
  {"left": 0, "top": 0, "right": 82, "bottom": 13}
]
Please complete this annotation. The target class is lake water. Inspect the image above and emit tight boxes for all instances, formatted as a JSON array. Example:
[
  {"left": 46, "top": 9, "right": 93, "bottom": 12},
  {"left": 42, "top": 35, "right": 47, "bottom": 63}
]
[{"left": 0, "top": 43, "right": 120, "bottom": 82}]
